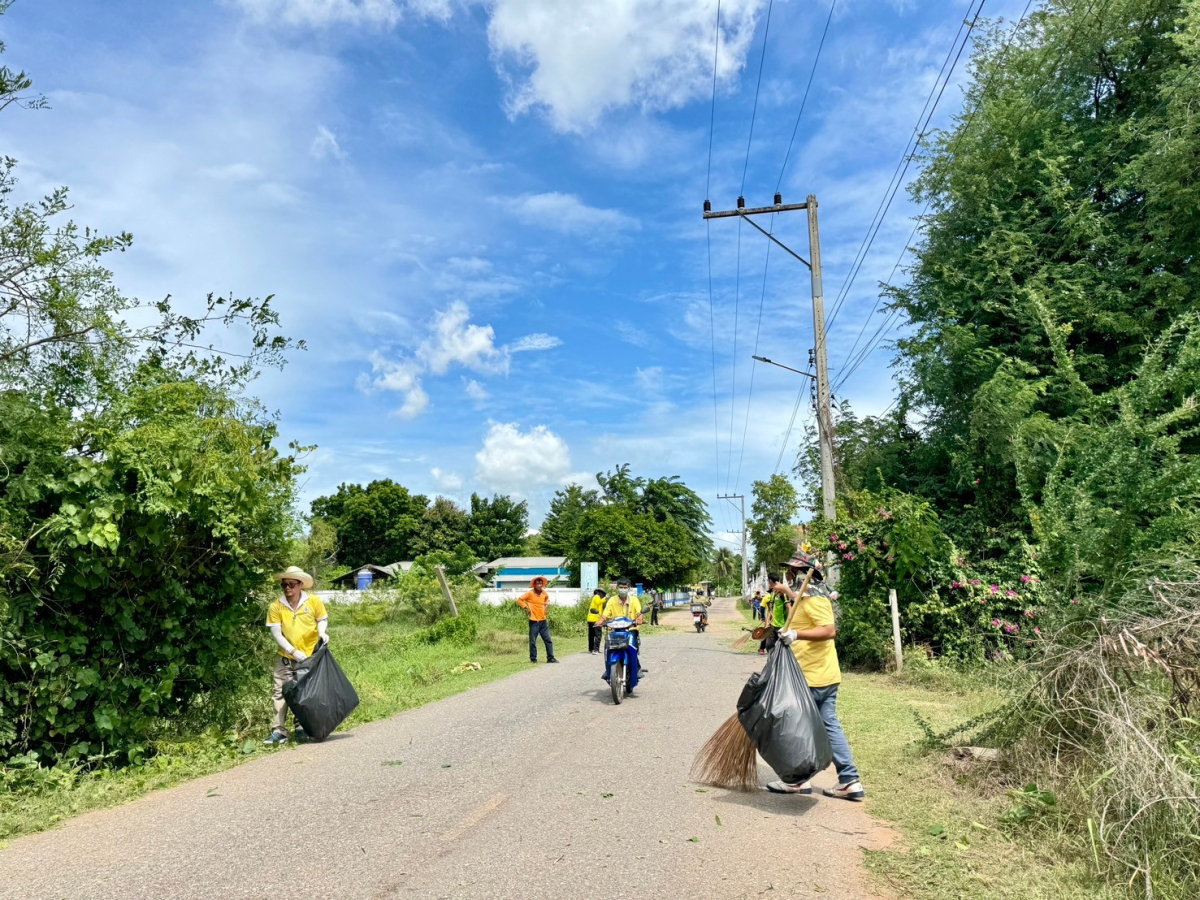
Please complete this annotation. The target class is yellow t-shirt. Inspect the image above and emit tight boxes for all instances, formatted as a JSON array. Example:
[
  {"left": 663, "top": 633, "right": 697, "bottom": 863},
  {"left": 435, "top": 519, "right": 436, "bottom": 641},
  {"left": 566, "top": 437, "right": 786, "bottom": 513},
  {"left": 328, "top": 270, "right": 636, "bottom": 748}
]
[
  {"left": 601, "top": 596, "right": 642, "bottom": 623},
  {"left": 790, "top": 593, "right": 841, "bottom": 687},
  {"left": 587, "top": 594, "right": 606, "bottom": 623},
  {"left": 266, "top": 594, "right": 327, "bottom": 658}
]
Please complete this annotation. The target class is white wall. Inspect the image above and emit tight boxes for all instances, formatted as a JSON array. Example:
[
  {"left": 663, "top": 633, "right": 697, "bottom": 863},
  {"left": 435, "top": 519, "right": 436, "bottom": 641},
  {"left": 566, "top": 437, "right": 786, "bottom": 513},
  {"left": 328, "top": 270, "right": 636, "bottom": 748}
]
[{"left": 478, "top": 587, "right": 581, "bottom": 607}]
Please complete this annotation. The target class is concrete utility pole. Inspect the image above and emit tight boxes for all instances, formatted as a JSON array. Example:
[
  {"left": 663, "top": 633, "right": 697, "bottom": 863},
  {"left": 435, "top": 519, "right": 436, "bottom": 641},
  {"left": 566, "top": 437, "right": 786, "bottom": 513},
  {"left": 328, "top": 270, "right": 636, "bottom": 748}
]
[
  {"left": 717, "top": 493, "right": 748, "bottom": 598},
  {"left": 704, "top": 193, "right": 837, "bottom": 523}
]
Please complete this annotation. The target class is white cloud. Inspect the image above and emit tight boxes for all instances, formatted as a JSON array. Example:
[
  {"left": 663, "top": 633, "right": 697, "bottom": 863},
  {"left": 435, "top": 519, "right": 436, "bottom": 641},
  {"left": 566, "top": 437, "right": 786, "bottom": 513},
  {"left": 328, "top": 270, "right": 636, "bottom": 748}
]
[
  {"left": 635, "top": 366, "right": 664, "bottom": 392},
  {"left": 431, "top": 466, "right": 464, "bottom": 491},
  {"left": 230, "top": 0, "right": 451, "bottom": 27},
  {"left": 487, "top": 0, "right": 766, "bottom": 133},
  {"left": 615, "top": 319, "right": 650, "bottom": 347},
  {"left": 362, "top": 301, "right": 560, "bottom": 416},
  {"left": 463, "top": 378, "right": 489, "bottom": 401},
  {"left": 475, "top": 421, "right": 572, "bottom": 497},
  {"left": 360, "top": 354, "right": 429, "bottom": 417},
  {"left": 310, "top": 124, "right": 347, "bottom": 161},
  {"left": 510, "top": 192, "right": 639, "bottom": 234},
  {"left": 418, "top": 300, "right": 507, "bottom": 375},
  {"left": 507, "top": 333, "right": 562, "bottom": 353}
]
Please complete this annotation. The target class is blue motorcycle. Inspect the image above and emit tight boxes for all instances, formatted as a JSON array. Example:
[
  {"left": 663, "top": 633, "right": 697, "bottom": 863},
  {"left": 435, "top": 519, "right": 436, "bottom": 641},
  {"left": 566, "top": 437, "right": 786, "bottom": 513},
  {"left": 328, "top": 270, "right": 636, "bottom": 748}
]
[{"left": 603, "top": 617, "right": 640, "bottom": 704}]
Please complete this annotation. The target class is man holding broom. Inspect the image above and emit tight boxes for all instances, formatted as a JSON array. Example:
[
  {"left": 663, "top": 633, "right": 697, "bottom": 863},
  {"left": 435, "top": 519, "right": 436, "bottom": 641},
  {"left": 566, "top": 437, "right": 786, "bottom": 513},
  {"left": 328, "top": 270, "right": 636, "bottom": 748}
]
[{"left": 767, "top": 550, "right": 865, "bottom": 801}]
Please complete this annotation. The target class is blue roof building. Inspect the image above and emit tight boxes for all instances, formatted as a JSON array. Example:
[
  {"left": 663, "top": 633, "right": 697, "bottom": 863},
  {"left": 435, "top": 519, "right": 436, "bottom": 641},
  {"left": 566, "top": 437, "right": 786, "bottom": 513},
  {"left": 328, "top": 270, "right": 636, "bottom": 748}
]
[{"left": 470, "top": 557, "right": 570, "bottom": 590}]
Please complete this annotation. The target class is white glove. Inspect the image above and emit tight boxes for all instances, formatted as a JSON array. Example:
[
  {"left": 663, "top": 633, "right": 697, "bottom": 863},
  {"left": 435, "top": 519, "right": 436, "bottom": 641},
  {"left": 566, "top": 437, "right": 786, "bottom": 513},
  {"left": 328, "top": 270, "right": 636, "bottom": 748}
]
[
  {"left": 292, "top": 649, "right": 309, "bottom": 661},
  {"left": 778, "top": 629, "right": 797, "bottom": 646}
]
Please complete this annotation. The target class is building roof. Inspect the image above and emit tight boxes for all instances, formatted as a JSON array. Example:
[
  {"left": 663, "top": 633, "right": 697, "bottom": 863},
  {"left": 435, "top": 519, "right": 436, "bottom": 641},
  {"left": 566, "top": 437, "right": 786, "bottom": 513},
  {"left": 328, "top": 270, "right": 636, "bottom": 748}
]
[
  {"left": 331, "top": 562, "right": 413, "bottom": 584},
  {"left": 469, "top": 557, "right": 568, "bottom": 574}
]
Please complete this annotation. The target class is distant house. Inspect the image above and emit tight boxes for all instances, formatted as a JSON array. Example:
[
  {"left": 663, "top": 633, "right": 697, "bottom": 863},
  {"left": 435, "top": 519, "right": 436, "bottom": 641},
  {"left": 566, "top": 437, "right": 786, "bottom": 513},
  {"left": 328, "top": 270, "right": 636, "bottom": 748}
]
[
  {"left": 330, "top": 561, "right": 414, "bottom": 590},
  {"left": 470, "top": 557, "right": 569, "bottom": 590}
]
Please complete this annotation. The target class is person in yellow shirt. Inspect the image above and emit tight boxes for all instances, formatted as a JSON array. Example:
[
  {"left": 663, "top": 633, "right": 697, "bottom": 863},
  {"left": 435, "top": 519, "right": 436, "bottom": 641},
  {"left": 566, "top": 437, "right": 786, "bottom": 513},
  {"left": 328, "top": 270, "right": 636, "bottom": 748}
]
[
  {"left": 517, "top": 576, "right": 558, "bottom": 664},
  {"left": 264, "top": 566, "right": 328, "bottom": 745},
  {"left": 596, "top": 578, "right": 646, "bottom": 683},
  {"left": 586, "top": 588, "right": 607, "bottom": 654},
  {"left": 767, "top": 550, "right": 864, "bottom": 801}
]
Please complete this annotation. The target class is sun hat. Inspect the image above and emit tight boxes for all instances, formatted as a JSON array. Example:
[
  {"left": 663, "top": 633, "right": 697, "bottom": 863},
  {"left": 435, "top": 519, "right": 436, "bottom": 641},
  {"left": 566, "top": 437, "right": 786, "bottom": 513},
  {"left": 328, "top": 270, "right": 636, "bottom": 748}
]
[
  {"left": 530, "top": 575, "right": 547, "bottom": 587},
  {"left": 272, "top": 566, "right": 313, "bottom": 589},
  {"left": 786, "top": 548, "right": 824, "bottom": 581}
]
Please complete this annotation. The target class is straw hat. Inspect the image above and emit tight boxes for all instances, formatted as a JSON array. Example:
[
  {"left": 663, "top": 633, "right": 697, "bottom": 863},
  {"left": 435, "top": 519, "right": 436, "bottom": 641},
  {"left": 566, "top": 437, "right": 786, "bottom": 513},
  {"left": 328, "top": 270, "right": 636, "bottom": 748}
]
[{"left": 272, "top": 566, "right": 313, "bottom": 589}]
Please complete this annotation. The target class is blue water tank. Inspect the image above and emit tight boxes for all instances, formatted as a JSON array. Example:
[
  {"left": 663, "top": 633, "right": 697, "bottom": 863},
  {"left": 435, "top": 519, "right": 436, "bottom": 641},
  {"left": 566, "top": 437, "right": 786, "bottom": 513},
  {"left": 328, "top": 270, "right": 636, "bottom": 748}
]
[
  {"left": 636, "top": 583, "right": 644, "bottom": 595},
  {"left": 356, "top": 570, "right": 374, "bottom": 591}
]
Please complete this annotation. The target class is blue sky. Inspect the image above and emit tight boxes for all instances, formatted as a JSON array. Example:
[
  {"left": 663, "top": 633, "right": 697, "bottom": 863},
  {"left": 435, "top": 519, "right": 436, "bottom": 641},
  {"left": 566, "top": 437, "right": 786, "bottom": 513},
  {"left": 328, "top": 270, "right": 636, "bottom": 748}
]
[{"left": 1, "top": 0, "right": 1025, "bottom": 546}]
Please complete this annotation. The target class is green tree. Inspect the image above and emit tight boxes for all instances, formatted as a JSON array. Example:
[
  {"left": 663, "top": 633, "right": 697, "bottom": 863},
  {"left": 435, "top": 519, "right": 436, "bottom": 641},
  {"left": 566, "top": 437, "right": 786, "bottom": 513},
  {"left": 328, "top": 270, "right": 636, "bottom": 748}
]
[
  {"left": 310, "top": 480, "right": 429, "bottom": 566},
  {"left": 748, "top": 474, "right": 799, "bottom": 569},
  {"left": 538, "top": 483, "right": 599, "bottom": 557},
  {"left": 465, "top": 493, "right": 528, "bottom": 562},
  {"left": 412, "top": 496, "right": 469, "bottom": 558}
]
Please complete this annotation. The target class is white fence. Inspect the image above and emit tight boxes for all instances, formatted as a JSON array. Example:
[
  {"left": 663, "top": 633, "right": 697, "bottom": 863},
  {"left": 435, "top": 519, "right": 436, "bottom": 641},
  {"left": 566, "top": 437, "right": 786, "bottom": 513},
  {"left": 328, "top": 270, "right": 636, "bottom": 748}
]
[{"left": 316, "top": 588, "right": 702, "bottom": 608}]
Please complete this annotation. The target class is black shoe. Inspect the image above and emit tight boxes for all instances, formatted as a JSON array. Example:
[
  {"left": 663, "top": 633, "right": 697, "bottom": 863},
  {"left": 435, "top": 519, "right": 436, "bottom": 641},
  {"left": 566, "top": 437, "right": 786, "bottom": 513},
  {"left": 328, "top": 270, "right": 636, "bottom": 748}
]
[
  {"left": 546, "top": 657, "right": 559, "bottom": 663},
  {"left": 530, "top": 659, "right": 538, "bottom": 664}
]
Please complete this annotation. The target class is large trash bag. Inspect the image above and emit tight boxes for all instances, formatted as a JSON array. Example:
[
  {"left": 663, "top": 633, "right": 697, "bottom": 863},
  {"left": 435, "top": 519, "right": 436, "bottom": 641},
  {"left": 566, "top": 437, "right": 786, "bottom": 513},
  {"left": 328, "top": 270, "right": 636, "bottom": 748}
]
[
  {"left": 737, "top": 643, "right": 833, "bottom": 784},
  {"left": 283, "top": 643, "right": 360, "bottom": 741}
]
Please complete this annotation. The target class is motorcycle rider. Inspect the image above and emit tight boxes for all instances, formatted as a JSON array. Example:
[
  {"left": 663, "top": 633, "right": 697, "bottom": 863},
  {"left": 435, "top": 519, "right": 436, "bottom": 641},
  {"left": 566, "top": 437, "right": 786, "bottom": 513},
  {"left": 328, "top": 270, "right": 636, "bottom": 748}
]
[{"left": 596, "top": 577, "right": 646, "bottom": 682}]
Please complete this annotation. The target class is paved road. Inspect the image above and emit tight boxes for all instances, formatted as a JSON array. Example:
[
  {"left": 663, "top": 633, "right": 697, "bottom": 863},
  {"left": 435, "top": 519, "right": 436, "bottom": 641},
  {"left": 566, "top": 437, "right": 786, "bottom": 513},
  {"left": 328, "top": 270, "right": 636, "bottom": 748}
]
[{"left": 0, "top": 599, "right": 892, "bottom": 899}]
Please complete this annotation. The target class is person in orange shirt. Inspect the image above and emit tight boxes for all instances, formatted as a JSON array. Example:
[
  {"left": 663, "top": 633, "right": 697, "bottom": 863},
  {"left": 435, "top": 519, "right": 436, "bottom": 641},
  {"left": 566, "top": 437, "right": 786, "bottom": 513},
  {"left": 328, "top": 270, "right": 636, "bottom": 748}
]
[{"left": 517, "top": 576, "right": 559, "bottom": 664}]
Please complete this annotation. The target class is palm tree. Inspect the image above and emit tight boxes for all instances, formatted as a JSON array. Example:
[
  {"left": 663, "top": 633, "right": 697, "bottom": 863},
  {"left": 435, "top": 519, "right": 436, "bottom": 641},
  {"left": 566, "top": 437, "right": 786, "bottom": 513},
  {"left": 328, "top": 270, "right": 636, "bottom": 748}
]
[{"left": 712, "top": 547, "right": 736, "bottom": 595}]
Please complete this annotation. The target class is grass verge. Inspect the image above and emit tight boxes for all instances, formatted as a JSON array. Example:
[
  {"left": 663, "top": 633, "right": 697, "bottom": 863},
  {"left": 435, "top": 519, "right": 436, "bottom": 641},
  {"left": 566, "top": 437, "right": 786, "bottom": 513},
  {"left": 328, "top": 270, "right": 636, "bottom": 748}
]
[
  {"left": 0, "top": 601, "right": 585, "bottom": 845},
  {"left": 842, "top": 668, "right": 1118, "bottom": 900}
]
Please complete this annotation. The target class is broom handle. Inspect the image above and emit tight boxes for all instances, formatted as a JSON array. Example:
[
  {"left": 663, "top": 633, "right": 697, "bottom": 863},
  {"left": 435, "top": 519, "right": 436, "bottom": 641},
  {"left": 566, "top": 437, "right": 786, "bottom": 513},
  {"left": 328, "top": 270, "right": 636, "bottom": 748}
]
[{"left": 782, "top": 570, "right": 814, "bottom": 632}]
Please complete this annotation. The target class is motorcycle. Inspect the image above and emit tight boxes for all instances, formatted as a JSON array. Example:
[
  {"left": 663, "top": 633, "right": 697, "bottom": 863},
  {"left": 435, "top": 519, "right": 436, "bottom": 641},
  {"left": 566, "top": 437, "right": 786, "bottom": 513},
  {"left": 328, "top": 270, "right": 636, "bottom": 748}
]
[
  {"left": 691, "top": 602, "right": 709, "bottom": 633},
  {"left": 603, "top": 617, "right": 640, "bottom": 705}
]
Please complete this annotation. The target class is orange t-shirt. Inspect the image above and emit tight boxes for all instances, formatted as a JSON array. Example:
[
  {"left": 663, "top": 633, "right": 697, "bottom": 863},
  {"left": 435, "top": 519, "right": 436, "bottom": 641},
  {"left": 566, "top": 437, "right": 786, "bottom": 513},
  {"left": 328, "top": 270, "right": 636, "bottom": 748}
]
[{"left": 517, "top": 589, "right": 551, "bottom": 621}]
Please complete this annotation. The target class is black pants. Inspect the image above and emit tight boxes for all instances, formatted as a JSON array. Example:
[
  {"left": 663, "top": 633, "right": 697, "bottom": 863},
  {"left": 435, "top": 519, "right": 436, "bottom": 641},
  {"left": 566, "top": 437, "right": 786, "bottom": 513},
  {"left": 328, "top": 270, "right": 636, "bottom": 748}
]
[
  {"left": 650, "top": 606, "right": 660, "bottom": 625},
  {"left": 529, "top": 620, "right": 554, "bottom": 661},
  {"left": 587, "top": 622, "right": 601, "bottom": 652}
]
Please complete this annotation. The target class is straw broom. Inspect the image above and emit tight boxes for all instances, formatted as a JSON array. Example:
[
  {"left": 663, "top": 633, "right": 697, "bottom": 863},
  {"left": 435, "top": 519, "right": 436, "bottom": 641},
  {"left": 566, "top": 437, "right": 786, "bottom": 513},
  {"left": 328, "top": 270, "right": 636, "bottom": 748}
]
[
  {"left": 732, "top": 593, "right": 775, "bottom": 650},
  {"left": 691, "top": 570, "right": 813, "bottom": 790}
]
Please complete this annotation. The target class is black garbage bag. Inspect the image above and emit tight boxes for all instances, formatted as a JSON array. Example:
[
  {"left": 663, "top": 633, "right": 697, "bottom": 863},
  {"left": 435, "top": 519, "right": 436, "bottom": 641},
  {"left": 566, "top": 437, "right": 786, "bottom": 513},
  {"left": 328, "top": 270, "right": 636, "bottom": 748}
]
[
  {"left": 283, "top": 643, "right": 360, "bottom": 741},
  {"left": 737, "top": 643, "right": 833, "bottom": 784}
]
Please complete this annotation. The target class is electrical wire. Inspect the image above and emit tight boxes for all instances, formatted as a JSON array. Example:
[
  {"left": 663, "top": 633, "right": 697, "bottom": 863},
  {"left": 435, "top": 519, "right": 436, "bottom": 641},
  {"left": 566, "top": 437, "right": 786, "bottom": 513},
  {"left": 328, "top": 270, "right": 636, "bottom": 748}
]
[
  {"left": 822, "top": 0, "right": 985, "bottom": 350},
  {"left": 776, "top": 0, "right": 838, "bottom": 192},
  {"left": 706, "top": 0, "right": 726, "bottom": 528},
  {"left": 832, "top": 0, "right": 1180, "bottom": 394}
]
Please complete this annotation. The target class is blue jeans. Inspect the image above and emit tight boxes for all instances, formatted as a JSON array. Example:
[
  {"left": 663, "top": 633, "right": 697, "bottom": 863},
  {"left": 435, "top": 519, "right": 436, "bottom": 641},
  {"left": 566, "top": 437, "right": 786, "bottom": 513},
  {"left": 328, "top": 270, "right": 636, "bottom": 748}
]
[
  {"left": 528, "top": 620, "right": 554, "bottom": 661},
  {"left": 811, "top": 684, "right": 860, "bottom": 784}
]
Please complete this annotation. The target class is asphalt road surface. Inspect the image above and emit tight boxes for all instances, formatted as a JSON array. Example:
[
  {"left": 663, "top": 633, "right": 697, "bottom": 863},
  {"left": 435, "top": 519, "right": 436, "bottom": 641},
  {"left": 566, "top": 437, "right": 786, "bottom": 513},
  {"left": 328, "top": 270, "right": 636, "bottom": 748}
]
[{"left": 1, "top": 598, "right": 892, "bottom": 899}]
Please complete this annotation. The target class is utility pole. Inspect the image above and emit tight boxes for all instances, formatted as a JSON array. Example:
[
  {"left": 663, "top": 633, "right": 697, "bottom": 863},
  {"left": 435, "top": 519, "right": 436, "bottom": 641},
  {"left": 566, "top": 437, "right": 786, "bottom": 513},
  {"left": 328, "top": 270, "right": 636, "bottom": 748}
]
[
  {"left": 704, "top": 193, "right": 837, "bottom": 523},
  {"left": 717, "top": 493, "right": 748, "bottom": 599}
]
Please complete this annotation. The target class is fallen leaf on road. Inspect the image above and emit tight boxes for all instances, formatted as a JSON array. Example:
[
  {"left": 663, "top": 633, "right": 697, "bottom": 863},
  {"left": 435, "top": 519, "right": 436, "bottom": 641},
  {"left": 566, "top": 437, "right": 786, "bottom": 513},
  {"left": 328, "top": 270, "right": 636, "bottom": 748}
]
[
  {"left": 383, "top": 760, "right": 404, "bottom": 767},
  {"left": 601, "top": 793, "right": 614, "bottom": 798},
  {"left": 927, "top": 824, "right": 946, "bottom": 837},
  {"left": 205, "top": 788, "right": 220, "bottom": 798},
  {"left": 687, "top": 837, "right": 699, "bottom": 843},
  {"left": 695, "top": 788, "right": 708, "bottom": 793},
  {"left": 442, "top": 764, "right": 452, "bottom": 769},
  {"left": 715, "top": 815, "right": 722, "bottom": 827}
]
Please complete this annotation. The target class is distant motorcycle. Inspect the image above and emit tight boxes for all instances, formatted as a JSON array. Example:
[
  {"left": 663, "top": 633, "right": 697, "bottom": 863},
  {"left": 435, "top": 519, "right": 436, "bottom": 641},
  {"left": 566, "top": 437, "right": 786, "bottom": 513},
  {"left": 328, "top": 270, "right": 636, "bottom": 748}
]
[
  {"left": 603, "top": 617, "right": 640, "bottom": 704},
  {"left": 691, "top": 602, "right": 709, "bottom": 632}
]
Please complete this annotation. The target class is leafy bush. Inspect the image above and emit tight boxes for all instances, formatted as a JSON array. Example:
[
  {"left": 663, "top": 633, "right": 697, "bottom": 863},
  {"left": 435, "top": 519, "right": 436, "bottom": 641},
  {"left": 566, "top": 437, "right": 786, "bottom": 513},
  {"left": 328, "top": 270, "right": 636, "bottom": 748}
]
[{"left": 0, "top": 376, "right": 299, "bottom": 764}]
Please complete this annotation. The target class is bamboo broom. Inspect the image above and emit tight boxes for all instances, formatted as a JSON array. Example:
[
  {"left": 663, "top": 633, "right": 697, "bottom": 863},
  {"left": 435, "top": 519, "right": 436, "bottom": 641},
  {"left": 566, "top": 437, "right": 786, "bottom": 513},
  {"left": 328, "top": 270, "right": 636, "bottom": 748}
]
[{"left": 691, "top": 570, "right": 813, "bottom": 790}]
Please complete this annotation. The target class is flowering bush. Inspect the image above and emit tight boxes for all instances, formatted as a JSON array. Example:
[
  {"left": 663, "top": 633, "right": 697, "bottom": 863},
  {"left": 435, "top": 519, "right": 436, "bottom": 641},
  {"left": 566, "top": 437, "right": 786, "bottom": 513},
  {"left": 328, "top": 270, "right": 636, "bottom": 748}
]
[{"left": 810, "top": 488, "right": 1051, "bottom": 667}]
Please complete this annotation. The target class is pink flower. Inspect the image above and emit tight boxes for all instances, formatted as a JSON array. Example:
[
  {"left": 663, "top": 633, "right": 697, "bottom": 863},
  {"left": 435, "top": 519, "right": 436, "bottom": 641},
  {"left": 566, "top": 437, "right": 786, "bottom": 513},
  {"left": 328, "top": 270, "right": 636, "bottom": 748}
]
[
  {"left": 1024, "top": 609, "right": 1034, "bottom": 618},
  {"left": 838, "top": 541, "right": 847, "bottom": 550},
  {"left": 989, "top": 584, "right": 999, "bottom": 594},
  {"left": 829, "top": 533, "right": 838, "bottom": 541},
  {"left": 951, "top": 581, "right": 959, "bottom": 589},
  {"left": 886, "top": 556, "right": 894, "bottom": 562},
  {"left": 1006, "top": 589, "right": 1018, "bottom": 598},
  {"left": 974, "top": 478, "right": 980, "bottom": 485},
  {"left": 956, "top": 557, "right": 964, "bottom": 566},
  {"left": 990, "top": 619, "right": 1001, "bottom": 627},
  {"left": 842, "top": 552, "right": 855, "bottom": 561},
  {"left": 1070, "top": 598, "right": 1079, "bottom": 604},
  {"left": 1033, "top": 626, "right": 1041, "bottom": 635},
  {"left": 1021, "top": 575, "right": 1031, "bottom": 584},
  {"left": 971, "top": 580, "right": 981, "bottom": 586}
]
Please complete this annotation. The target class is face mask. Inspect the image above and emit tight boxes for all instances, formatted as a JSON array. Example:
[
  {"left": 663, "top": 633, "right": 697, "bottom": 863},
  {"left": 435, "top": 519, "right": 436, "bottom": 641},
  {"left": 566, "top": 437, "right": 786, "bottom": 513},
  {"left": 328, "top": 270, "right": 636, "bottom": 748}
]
[{"left": 617, "top": 588, "right": 630, "bottom": 599}]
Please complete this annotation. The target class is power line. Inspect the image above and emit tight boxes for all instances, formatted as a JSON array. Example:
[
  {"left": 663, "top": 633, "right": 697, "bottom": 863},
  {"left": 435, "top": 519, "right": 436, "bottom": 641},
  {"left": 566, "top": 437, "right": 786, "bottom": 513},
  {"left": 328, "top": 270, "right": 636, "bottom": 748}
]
[
  {"left": 822, "top": 0, "right": 985, "bottom": 347},
  {"left": 727, "top": 0, "right": 775, "bottom": 493},
  {"left": 833, "top": 0, "right": 1183, "bottom": 394},
  {"left": 776, "top": 0, "right": 838, "bottom": 192},
  {"left": 706, "top": 0, "right": 725, "bottom": 531}
]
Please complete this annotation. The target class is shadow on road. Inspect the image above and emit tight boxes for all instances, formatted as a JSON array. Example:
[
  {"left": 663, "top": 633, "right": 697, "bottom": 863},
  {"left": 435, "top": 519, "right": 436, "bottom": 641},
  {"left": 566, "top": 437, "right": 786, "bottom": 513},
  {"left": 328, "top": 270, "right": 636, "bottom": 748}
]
[{"left": 709, "top": 785, "right": 819, "bottom": 818}]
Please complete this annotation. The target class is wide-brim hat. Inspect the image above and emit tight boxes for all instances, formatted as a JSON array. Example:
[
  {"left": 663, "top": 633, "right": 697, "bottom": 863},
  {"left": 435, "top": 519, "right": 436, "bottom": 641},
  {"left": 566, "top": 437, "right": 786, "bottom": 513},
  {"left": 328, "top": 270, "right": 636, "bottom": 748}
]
[
  {"left": 530, "top": 576, "right": 548, "bottom": 587},
  {"left": 272, "top": 566, "right": 313, "bottom": 589},
  {"left": 785, "top": 548, "right": 824, "bottom": 581}
]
